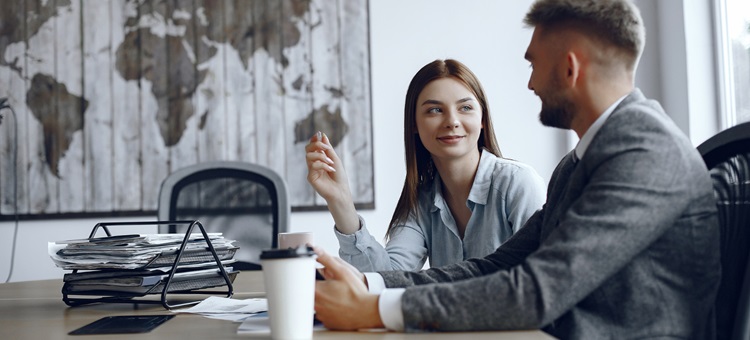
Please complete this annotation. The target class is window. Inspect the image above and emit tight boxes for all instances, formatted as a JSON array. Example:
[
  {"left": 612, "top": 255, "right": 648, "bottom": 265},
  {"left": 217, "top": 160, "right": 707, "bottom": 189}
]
[{"left": 715, "top": 0, "right": 750, "bottom": 127}]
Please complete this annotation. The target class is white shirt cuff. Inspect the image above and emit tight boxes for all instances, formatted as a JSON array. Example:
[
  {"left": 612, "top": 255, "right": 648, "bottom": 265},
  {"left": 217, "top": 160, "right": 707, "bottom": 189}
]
[
  {"left": 363, "top": 272, "right": 405, "bottom": 331},
  {"left": 364, "top": 272, "right": 386, "bottom": 293},
  {"left": 379, "top": 288, "right": 405, "bottom": 331}
]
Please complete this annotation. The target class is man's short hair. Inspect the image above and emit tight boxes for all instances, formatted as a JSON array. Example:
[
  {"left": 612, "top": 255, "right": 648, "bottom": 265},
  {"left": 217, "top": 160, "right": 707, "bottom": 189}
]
[{"left": 524, "top": 0, "right": 645, "bottom": 70}]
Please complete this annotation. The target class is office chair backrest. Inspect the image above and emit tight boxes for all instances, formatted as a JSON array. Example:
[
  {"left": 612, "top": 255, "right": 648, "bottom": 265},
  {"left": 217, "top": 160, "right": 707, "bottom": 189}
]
[
  {"left": 697, "top": 122, "right": 750, "bottom": 340},
  {"left": 157, "top": 161, "right": 290, "bottom": 270}
]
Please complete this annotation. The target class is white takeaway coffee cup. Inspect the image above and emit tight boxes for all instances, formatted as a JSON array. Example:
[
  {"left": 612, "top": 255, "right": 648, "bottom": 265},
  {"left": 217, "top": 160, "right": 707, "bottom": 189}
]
[
  {"left": 260, "top": 247, "right": 316, "bottom": 339},
  {"left": 278, "top": 232, "right": 314, "bottom": 250}
]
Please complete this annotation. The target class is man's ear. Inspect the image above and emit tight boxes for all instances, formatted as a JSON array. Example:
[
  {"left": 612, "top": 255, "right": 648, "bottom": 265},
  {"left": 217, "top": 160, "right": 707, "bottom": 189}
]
[{"left": 566, "top": 51, "right": 581, "bottom": 88}]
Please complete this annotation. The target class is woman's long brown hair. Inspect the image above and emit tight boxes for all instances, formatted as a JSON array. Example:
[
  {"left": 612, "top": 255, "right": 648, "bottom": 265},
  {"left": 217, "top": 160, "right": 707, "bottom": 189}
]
[{"left": 386, "top": 59, "right": 503, "bottom": 240}]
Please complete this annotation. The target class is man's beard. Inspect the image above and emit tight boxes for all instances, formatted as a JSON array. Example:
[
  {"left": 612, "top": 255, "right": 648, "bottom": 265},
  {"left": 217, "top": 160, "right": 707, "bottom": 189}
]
[
  {"left": 539, "top": 98, "right": 575, "bottom": 129},
  {"left": 538, "top": 75, "right": 576, "bottom": 129}
]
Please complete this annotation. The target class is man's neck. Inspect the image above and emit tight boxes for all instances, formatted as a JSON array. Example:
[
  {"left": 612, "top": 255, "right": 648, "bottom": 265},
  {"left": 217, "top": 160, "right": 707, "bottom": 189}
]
[{"left": 571, "top": 82, "right": 633, "bottom": 138}]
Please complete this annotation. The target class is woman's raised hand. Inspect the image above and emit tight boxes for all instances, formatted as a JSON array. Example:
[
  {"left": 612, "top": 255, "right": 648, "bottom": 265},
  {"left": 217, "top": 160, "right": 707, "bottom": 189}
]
[
  {"left": 305, "top": 132, "right": 360, "bottom": 233},
  {"left": 305, "top": 131, "right": 351, "bottom": 203}
]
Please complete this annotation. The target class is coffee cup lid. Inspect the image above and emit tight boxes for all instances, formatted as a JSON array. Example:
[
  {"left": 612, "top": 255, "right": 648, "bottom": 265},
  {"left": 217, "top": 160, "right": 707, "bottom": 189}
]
[{"left": 260, "top": 246, "right": 315, "bottom": 259}]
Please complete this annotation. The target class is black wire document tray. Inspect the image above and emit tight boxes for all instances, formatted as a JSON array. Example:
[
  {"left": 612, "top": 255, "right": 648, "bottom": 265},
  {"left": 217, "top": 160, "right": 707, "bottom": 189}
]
[{"left": 52, "top": 220, "right": 237, "bottom": 309}]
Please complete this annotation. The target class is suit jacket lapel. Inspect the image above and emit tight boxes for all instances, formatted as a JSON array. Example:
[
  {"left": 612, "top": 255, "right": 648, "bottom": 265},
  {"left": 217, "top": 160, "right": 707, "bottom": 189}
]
[
  {"left": 541, "top": 152, "right": 580, "bottom": 240},
  {"left": 538, "top": 89, "right": 644, "bottom": 241}
]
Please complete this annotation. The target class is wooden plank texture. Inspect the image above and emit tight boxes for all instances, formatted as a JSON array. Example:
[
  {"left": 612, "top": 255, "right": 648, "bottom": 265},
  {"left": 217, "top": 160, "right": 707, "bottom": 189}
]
[
  {"left": 138, "top": 0, "right": 170, "bottom": 210},
  {"left": 340, "top": 0, "right": 374, "bottom": 206},
  {"left": 196, "top": 0, "right": 227, "bottom": 164},
  {"left": 56, "top": 0, "right": 85, "bottom": 213},
  {"left": 0, "top": 0, "right": 373, "bottom": 219},
  {"left": 82, "top": 0, "right": 114, "bottom": 212},
  {"left": 282, "top": 0, "right": 315, "bottom": 208},
  {"left": 228, "top": 0, "right": 258, "bottom": 165},
  {"left": 0, "top": 0, "right": 29, "bottom": 215},
  {"left": 314, "top": 0, "right": 350, "bottom": 207},
  {"left": 168, "top": 0, "right": 199, "bottom": 174},
  {"left": 111, "top": 0, "right": 143, "bottom": 211},
  {"left": 25, "top": 0, "right": 60, "bottom": 214},
  {"left": 253, "top": 0, "right": 287, "bottom": 177}
]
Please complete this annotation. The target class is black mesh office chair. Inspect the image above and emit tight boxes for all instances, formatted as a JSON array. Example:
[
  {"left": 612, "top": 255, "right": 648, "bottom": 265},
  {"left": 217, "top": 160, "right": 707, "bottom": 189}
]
[
  {"left": 157, "top": 161, "right": 290, "bottom": 271},
  {"left": 697, "top": 121, "right": 750, "bottom": 340}
]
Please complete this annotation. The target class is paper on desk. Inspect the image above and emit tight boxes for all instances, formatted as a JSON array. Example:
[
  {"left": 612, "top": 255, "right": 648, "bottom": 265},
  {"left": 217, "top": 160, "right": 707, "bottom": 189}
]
[
  {"left": 237, "top": 312, "right": 272, "bottom": 335},
  {"left": 174, "top": 296, "right": 268, "bottom": 322},
  {"left": 238, "top": 312, "right": 327, "bottom": 335}
]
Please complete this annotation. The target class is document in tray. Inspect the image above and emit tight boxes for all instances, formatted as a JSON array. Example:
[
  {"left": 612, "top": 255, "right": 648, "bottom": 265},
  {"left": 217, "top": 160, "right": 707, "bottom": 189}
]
[
  {"left": 55, "top": 234, "right": 147, "bottom": 245},
  {"left": 49, "top": 233, "right": 239, "bottom": 270},
  {"left": 67, "top": 273, "right": 163, "bottom": 287},
  {"left": 62, "top": 267, "right": 238, "bottom": 296},
  {"left": 62, "top": 260, "right": 236, "bottom": 282}
]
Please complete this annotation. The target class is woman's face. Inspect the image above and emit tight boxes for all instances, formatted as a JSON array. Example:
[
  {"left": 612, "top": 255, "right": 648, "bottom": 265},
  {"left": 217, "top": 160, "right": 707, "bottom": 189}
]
[{"left": 415, "top": 77, "right": 483, "bottom": 163}]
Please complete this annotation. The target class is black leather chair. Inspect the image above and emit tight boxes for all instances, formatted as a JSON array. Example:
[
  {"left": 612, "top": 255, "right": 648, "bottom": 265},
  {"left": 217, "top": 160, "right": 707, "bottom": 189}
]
[
  {"left": 697, "top": 122, "right": 750, "bottom": 340},
  {"left": 157, "top": 161, "right": 290, "bottom": 270}
]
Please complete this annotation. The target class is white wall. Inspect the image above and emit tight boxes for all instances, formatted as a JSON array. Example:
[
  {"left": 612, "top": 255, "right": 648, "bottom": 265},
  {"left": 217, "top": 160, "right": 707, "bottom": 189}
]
[{"left": 0, "top": 0, "right": 721, "bottom": 282}]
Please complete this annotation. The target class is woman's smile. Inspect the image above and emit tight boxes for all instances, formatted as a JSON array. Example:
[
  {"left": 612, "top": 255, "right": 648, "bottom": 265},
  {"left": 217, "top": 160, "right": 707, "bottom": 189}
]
[{"left": 437, "top": 135, "right": 466, "bottom": 144}]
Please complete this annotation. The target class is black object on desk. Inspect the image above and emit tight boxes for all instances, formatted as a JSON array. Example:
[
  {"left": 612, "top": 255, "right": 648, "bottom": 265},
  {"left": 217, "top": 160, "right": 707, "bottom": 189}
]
[
  {"left": 68, "top": 315, "right": 174, "bottom": 335},
  {"left": 60, "top": 220, "right": 235, "bottom": 310}
]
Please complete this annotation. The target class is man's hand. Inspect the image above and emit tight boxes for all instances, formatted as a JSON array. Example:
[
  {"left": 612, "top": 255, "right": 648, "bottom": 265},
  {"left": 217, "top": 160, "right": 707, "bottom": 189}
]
[{"left": 314, "top": 247, "right": 384, "bottom": 330}]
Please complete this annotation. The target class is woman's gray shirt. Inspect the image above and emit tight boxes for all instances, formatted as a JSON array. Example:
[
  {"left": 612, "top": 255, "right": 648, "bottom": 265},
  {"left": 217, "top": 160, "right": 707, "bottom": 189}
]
[{"left": 335, "top": 150, "right": 546, "bottom": 271}]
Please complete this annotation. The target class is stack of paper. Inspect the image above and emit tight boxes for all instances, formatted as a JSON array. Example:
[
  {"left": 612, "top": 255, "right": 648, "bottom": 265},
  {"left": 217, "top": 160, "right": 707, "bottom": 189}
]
[
  {"left": 49, "top": 233, "right": 240, "bottom": 297},
  {"left": 49, "top": 233, "right": 237, "bottom": 270}
]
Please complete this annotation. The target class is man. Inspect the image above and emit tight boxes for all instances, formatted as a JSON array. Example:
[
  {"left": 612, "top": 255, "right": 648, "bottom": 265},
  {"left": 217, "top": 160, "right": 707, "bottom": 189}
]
[{"left": 314, "top": 0, "right": 721, "bottom": 338}]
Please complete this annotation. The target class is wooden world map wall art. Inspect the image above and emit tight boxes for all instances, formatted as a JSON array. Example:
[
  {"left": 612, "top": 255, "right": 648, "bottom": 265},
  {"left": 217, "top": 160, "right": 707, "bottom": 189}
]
[{"left": 0, "top": 0, "right": 373, "bottom": 219}]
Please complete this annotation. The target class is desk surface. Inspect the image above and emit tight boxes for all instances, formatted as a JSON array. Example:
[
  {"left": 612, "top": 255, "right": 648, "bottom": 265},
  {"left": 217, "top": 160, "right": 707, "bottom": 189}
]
[{"left": 0, "top": 271, "right": 554, "bottom": 339}]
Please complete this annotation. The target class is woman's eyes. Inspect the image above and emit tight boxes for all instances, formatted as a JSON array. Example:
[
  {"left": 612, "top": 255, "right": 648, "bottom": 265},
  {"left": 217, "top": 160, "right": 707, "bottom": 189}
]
[{"left": 425, "top": 105, "right": 474, "bottom": 114}]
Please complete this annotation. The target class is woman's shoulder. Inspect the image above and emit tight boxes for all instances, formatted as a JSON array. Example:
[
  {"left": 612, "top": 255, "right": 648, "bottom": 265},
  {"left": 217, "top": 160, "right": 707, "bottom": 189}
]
[
  {"left": 483, "top": 151, "right": 541, "bottom": 177},
  {"left": 487, "top": 155, "right": 545, "bottom": 190},
  {"left": 475, "top": 150, "right": 545, "bottom": 193}
]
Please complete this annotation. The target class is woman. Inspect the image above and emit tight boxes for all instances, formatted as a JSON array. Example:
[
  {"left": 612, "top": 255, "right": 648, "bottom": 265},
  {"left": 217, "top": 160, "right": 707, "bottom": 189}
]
[{"left": 306, "top": 59, "right": 545, "bottom": 271}]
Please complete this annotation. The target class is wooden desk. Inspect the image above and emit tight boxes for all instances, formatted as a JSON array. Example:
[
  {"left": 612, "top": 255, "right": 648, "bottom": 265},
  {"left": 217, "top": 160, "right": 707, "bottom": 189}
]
[{"left": 0, "top": 272, "right": 554, "bottom": 339}]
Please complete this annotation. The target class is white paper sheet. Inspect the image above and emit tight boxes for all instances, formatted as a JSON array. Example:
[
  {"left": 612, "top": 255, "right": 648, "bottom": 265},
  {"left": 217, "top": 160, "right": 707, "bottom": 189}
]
[
  {"left": 237, "top": 312, "right": 328, "bottom": 335},
  {"left": 174, "top": 296, "right": 268, "bottom": 322}
]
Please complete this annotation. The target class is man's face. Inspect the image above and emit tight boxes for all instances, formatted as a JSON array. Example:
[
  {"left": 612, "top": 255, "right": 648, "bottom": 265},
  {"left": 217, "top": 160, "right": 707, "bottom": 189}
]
[{"left": 525, "top": 28, "right": 576, "bottom": 129}]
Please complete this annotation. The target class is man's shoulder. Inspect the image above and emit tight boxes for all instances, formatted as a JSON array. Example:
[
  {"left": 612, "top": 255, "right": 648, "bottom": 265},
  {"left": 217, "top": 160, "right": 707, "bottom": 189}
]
[
  {"left": 597, "top": 90, "right": 685, "bottom": 146},
  {"left": 610, "top": 90, "right": 669, "bottom": 128},
  {"left": 588, "top": 90, "right": 705, "bottom": 174}
]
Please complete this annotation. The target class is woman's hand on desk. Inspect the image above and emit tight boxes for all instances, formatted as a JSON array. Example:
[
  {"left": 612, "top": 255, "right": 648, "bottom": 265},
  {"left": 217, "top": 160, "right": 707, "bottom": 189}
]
[
  {"left": 313, "top": 247, "right": 383, "bottom": 330},
  {"left": 305, "top": 132, "right": 360, "bottom": 234}
]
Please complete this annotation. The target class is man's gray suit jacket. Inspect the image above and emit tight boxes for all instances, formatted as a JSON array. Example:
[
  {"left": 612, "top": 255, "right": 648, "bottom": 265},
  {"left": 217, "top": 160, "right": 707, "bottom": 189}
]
[{"left": 379, "top": 89, "right": 721, "bottom": 339}]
